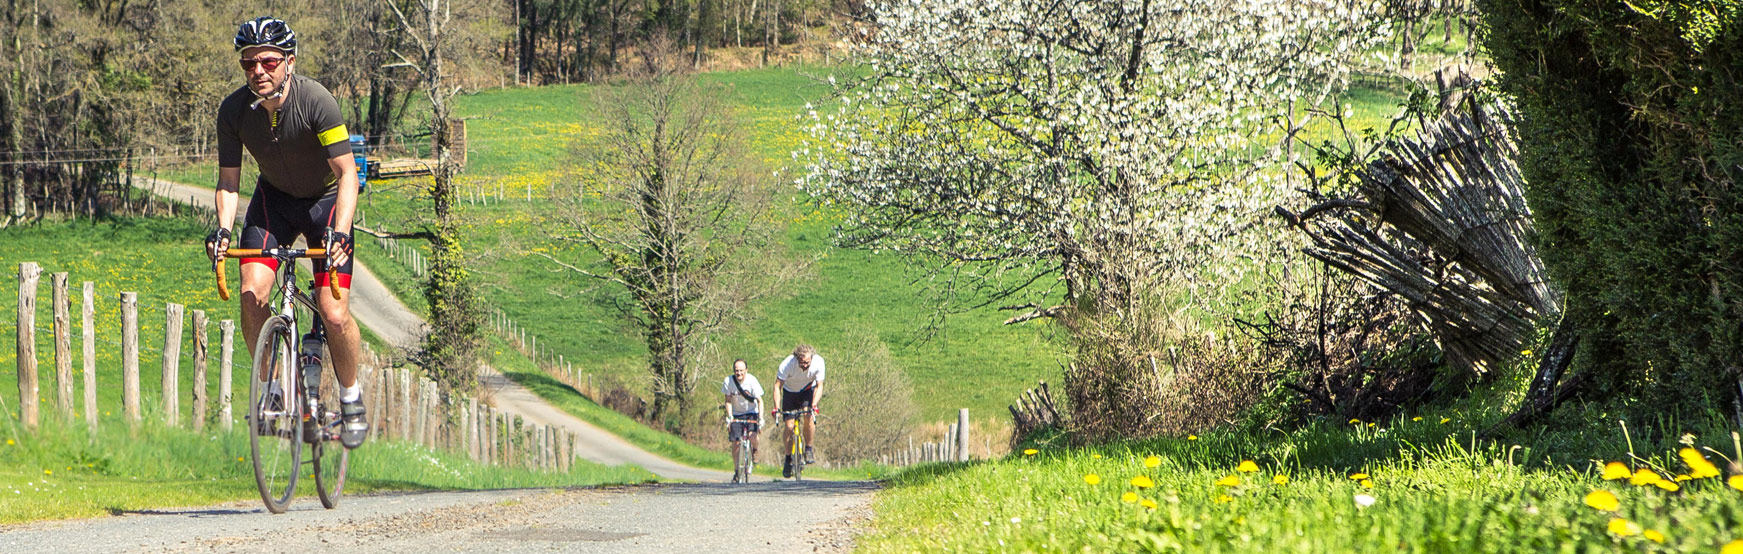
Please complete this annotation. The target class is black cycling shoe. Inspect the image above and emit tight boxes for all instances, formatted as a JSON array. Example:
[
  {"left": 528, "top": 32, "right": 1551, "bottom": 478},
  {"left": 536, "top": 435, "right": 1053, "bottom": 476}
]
[
  {"left": 805, "top": 445, "right": 816, "bottom": 465},
  {"left": 339, "top": 398, "right": 369, "bottom": 449},
  {"left": 783, "top": 455, "right": 794, "bottom": 478}
]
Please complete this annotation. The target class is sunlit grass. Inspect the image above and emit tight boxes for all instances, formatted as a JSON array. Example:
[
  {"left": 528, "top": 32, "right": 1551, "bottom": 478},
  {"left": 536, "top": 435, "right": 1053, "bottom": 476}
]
[{"left": 861, "top": 410, "right": 1743, "bottom": 552}]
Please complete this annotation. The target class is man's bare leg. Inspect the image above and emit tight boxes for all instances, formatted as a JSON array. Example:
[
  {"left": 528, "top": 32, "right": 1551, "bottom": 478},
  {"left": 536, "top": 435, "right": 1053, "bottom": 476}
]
[
  {"left": 315, "top": 285, "right": 360, "bottom": 388},
  {"left": 239, "top": 263, "right": 275, "bottom": 381}
]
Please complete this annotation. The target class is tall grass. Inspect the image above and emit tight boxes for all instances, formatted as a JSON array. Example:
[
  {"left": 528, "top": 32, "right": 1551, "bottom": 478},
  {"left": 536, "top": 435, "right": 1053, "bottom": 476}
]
[{"left": 861, "top": 409, "right": 1743, "bottom": 552}]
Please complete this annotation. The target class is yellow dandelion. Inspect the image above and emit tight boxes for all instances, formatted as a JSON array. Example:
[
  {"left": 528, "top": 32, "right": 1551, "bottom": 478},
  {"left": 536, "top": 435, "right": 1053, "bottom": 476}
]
[
  {"left": 1642, "top": 529, "right": 1665, "bottom": 543},
  {"left": 1121, "top": 491, "right": 1138, "bottom": 503},
  {"left": 1728, "top": 475, "right": 1743, "bottom": 491},
  {"left": 1023, "top": 449, "right": 1038, "bottom": 456},
  {"left": 1439, "top": 418, "right": 1451, "bottom": 424},
  {"left": 1674, "top": 474, "right": 1692, "bottom": 482},
  {"left": 1131, "top": 475, "right": 1156, "bottom": 489},
  {"left": 1723, "top": 539, "right": 1743, "bottom": 554},
  {"left": 1140, "top": 499, "right": 1158, "bottom": 510},
  {"left": 43, "top": 470, "right": 51, "bottom": 476},
  {"left": 1144, "top": 456, "right": 1161, "bottom": 468},
  {"left": 1187, "top": 435, "right": 1198, "bottom": 441},
  {"left": 1215, "top": 475, "right": 1240, "bottom": 487},
  {"left": 1678, "top": 448, "right": 1722, "bottom": 479},
  {"left": 1237, "top": 460, "right": 1259, "bottom": 473},
  {"left": 1273, "top": 474, "right": 1289, "bottom": 485},
  {"left": 1348, "top": 418, "right": 1361, "bottom": 425},
  {"left": 1349, "top": 472, "right": 1369, "bottom": 480},
  {"left": 1213, "top": 495, "right": 1233, "bottom": 503},
  {"left": 1653, "top": 480, "right": 1679, "bottom": 492},
  {"left": 1083, "top": 474, "right": 1101, "bottom": 485},
  {"left": 1091, "top": 454, "right": 1102, "bottom": 459},
  {"left": 1607, "top": 518, "right": 1641, "bottom": 537},
  {"left": 1411, "top": 416, "right": 1423, "bottom": 422},
  {"left": 1601, "top": 462, "right": 1631, "bottom": 480},
  {"left": 1583, "top": 490, "right": 1620, "bottom": 512},
  {"left": 1629, "top": 468, "right": 1663, "bottom": 486},
  {"left": 1521, "top": 349, "right": 1533, "bottom": 357},
  {"left": 1361, "top": 479, "right": 1374, "bottom": 489},
  {"left": 1366, "top": 422, "right": 1376, "bottom": 428}
]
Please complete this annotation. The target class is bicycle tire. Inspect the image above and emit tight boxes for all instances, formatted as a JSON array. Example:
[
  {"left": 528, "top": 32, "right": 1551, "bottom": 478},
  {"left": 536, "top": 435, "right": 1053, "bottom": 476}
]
[
  {"left": 792, "top": 434, "right": 805, "bottom": 482},
  {"left": 311, "top": 351, "right": 348, "bottom": 509},
  {"left": 249, "top": 315, "right": 301, "bottom": 514},
  {"left": 735, "top": 439, "right": 752, "bottom": 483}
]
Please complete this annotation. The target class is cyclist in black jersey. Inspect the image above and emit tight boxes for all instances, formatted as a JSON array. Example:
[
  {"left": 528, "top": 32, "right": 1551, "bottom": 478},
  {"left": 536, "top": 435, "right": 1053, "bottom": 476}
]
[{"left": 205, "top": 16, "right": 369, "bottom": 448}]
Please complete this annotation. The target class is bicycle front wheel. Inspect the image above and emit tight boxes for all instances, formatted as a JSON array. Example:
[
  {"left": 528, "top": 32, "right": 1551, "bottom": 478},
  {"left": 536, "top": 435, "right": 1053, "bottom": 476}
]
[
  {"left": 311, "top": 359, "right": 348, "bottom": 509},
  {"left": 735, "top": 439, "right": 752, "bottom": 483},
  {"left": 249, "top": 315, "right": 302, "bottom": 514}
]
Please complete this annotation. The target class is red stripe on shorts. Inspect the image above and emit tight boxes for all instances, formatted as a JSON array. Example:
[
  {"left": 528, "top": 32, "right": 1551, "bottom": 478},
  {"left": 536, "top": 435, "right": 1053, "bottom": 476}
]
[{"left": 315, "top": 271, "right": 352, "bottom": 289}]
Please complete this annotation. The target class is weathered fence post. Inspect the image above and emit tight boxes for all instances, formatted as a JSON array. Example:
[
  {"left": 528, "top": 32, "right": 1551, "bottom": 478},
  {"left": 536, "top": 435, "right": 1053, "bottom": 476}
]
[
  {"left": 121, "top": 292, "right": 140, "bottom": 424},
  {"left": 82, "top": 282, "right": 96, "bottom": 429},
  {"left": 220, "top": 320, "right": 234, "bottom": 432},
  {"left": 192, "top": 310, "right": 209, "bottom": 431},
  {"left": 52, "top": 273, "right": 72, "bottom": 420},
  {"left": 161, "top": 303, "right": 185, "bottom": 426},
  {"left": 957, "top": 408, "right": 970, "bottom": 462},
  {"left": 17, "top": 263, "right": 42, "bottom": 429}
]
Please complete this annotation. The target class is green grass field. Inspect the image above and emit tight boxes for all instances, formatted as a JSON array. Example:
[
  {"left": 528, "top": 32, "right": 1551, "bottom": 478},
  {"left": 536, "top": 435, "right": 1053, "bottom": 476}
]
[
  {"left": 860, "top": 406, "right": 1743, "bottom": 552},
  {"left": 0, "top": 410, "right": 653, "bottom": 523},
  {"left": 151, "top": 65, "right": 1408, "bottom": 429}
]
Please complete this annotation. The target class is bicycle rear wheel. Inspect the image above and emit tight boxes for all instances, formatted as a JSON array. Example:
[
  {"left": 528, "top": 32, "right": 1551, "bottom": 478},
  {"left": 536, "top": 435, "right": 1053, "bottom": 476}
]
[
  {"left": 249, "top": 315, "right": 302, "bottom": 514},
  {"left": 311, "top": 354, "right": 348, "bottom": 509}
]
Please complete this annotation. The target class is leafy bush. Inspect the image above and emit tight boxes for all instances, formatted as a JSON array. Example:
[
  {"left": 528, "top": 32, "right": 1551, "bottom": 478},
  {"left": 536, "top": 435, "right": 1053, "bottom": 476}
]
[{"left": 1481, "top": 0, "right": 1743, "bottom": 413}]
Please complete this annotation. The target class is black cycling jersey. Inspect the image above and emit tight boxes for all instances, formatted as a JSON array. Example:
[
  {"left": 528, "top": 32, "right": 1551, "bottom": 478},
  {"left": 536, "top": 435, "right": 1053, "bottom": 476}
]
[{"left": 216, "top": 74, "right": 350, "bottom": 199}]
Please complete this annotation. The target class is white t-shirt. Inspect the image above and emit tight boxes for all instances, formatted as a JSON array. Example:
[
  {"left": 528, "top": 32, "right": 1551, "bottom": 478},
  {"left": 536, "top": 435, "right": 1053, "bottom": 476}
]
[
  {"left": 775, "top": 354, "right": 825, "bottom": 393},
  {"left": 721, "top": 374, "right": 764, "bottom": 415}
]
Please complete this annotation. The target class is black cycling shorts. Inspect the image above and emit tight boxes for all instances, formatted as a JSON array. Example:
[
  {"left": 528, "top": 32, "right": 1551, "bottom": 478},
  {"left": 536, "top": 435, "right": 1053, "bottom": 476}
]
[
  {"left": 781, "top": 385, "right": 816, "bottom": 417},
  {"left": 728, "top": 418, "right": 759, "bottom": 442},
  {"left": 239, "top": 181, "right": 354, "bottom": 289}
]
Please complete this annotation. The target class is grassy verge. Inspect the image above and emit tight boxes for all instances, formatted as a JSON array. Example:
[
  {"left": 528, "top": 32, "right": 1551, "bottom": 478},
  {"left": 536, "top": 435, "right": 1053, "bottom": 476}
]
[
  {"left": 859, "top": 406, "right": 1743, "bottom": 552},
  {"left": 0, "top": 414, "right": 653, "bottom": 524}
]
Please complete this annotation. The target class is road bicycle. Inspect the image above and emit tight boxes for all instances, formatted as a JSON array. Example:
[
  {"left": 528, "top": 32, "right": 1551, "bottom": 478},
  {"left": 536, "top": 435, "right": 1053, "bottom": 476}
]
[
  {"left": 726, "top": 413, "right": 759, "bottom": 484},
  {"left": 777, "top": 408, "right": 818, "bottom": 481},
  {"left": 216, "top": 247, "right": 348, "bottom": 513}
]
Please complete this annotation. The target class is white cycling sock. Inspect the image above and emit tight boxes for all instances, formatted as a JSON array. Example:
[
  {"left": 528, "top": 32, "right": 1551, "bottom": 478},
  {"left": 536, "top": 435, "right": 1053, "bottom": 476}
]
[{"left": 341, "top": 384, "right": 362, "bottom": 403}]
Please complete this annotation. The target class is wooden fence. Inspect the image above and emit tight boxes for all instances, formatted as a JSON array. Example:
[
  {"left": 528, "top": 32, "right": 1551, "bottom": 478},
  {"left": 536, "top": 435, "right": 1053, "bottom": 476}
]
[{"left": 12, "top": 261, "right": 581, "bottom": 472}]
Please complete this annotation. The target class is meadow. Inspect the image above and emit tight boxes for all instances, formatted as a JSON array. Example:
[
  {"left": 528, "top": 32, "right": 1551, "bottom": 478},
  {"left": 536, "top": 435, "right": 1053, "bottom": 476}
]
[
  {"left": 859, "top": 407, "right": 1743, "bottom": 552},
  {"left": 150, "top": 64, "right": 1408, "bottom": 431}
]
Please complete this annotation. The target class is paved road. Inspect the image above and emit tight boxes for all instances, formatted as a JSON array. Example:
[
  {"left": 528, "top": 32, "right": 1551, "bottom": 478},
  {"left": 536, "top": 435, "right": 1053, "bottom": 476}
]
[
  {"left": 138, "top": 177, "right": 732, "bottom": 482},
  {"left": 0, "top": 480, "right": 878, "bottom": 553}
]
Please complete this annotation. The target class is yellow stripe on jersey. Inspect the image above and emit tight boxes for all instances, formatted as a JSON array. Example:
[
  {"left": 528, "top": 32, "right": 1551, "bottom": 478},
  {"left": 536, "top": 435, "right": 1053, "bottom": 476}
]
[{"left": 317, "top": 125, "right": 350, "bottom": 147}]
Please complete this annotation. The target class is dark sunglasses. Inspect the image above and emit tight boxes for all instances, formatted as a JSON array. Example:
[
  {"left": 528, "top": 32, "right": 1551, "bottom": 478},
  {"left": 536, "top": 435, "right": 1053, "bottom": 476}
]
[{"left": 238, "top": 56, "right": 287, "bottom": 72}]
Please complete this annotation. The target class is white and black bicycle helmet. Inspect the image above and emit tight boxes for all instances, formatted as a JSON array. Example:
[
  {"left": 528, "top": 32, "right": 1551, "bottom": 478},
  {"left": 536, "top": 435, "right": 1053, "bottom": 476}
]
[{"left": 235, "top": 16, "right": 297, "bottom": 54}]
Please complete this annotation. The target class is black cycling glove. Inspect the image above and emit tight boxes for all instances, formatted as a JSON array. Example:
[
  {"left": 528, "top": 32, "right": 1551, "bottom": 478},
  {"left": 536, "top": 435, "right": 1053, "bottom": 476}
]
[
  {"left": 205, "top": 228, "right": 232, "bottom": 262},
  {"left": 324, "top": 228, "right": 353, "bottom": 265}
]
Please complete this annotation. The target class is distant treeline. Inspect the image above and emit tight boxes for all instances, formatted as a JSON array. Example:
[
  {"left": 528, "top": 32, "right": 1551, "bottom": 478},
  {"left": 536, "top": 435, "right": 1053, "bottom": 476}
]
[{"left": 0, "top": 0, "right": 851, "bottom": 221}]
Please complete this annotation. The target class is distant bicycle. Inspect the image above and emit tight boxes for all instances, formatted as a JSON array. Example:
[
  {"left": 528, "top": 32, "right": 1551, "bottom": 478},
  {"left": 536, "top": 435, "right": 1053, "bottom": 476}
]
[
  {"left": 777, "top": 408, "right": 818, "bottom": 481},
  {"left": 216, "top": 247, "right": 349, "bottom": 513},
  {"left": 727, "top": 413, "right": 759, "bottom": 483}
]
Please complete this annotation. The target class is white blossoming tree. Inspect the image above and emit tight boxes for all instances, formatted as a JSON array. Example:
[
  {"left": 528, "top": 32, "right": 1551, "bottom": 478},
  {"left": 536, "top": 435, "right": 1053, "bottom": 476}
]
[{"left": 802, "top": 0, "right": 1389, "bottom": 437}]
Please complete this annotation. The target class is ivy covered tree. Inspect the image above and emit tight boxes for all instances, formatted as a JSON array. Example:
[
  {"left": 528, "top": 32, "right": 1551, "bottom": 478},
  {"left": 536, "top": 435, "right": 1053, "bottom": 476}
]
[
  {"left": 1481, "top": 1, "right": 1742, "bottom": 414},
  {"left": 801, "top": 0, "right": 1389, "bottom": 438}
]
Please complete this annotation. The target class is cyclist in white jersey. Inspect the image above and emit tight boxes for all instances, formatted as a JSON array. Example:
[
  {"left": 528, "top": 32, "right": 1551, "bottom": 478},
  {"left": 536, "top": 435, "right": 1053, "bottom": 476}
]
[
  {"left": 722, "top": 359, "right": 764, "bottom": 473},
  {"left": 772, "top": 344, "right": 824, "bottom": 476}
]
